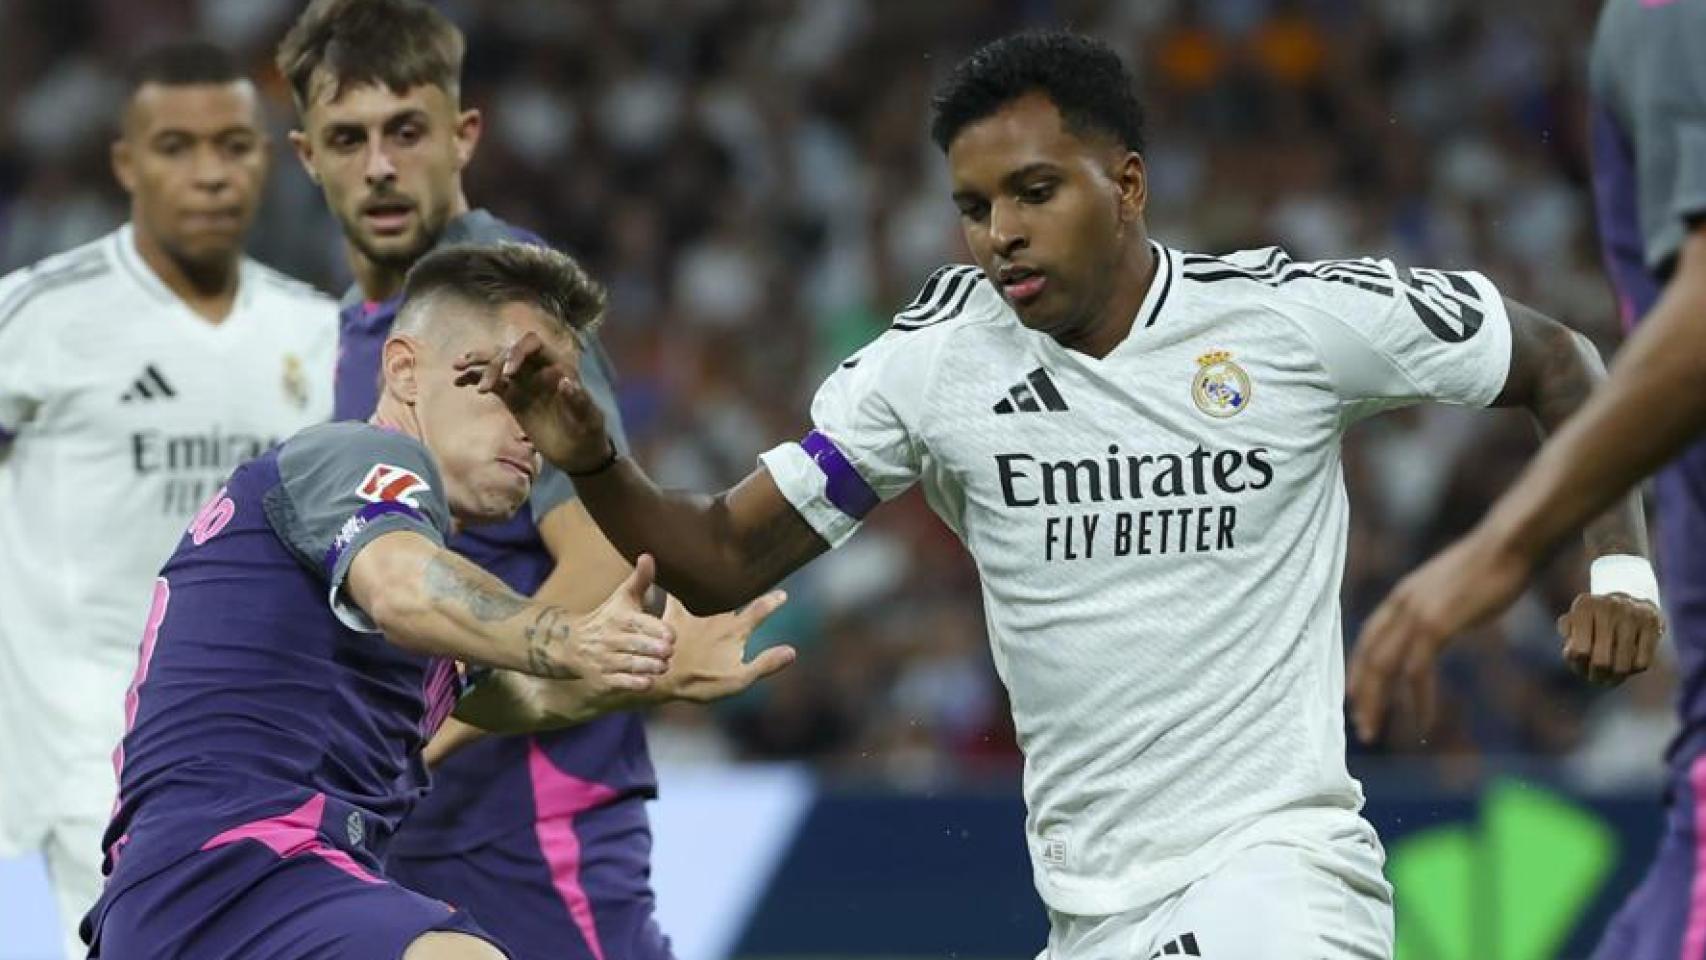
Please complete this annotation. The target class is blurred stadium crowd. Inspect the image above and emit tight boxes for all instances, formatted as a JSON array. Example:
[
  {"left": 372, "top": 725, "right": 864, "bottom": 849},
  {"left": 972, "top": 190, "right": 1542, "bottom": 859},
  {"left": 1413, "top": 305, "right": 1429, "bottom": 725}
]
[{"left": 0, "top": 0, "right": 1671, "bottom": 791}]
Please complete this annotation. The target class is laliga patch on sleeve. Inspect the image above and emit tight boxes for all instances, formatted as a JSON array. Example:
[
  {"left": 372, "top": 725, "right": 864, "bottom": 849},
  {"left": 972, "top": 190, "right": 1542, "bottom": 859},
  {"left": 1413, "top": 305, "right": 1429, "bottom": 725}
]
[{"left": 356, "top": 463, "right": 430, "bottom": 508}]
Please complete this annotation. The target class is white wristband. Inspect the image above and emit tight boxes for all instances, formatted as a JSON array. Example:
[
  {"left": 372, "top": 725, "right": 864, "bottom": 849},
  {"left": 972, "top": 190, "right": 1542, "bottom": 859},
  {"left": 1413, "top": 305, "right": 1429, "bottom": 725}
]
[{"left": 1590, "top": 554, "right": 1661, "bottom": 608}]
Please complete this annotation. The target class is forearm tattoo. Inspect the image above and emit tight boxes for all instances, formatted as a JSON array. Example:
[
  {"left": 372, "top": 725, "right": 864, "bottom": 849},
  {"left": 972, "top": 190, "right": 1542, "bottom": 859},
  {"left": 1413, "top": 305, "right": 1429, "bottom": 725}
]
[
  {"left": 523, "top": 607, "right": 578, "bottom": 679},
  {"left": 424, "top": 553, "right": 530, "bottom": 622},
  {"left": 424, "top": 553, "right": 581, "bottom": 679}
]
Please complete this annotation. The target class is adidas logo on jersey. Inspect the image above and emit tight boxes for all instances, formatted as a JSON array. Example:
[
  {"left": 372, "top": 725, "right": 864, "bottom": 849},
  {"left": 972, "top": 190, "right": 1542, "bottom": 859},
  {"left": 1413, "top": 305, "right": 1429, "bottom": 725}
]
[
  {"left": 1149, "top": 932, "right": 1201, "bottom": 957},
  {"left": 993, "top": 367, "right": 1069, "bottom": 414},
  {"left": 121, "top": 364, "right": 177, "bottom": 403}
]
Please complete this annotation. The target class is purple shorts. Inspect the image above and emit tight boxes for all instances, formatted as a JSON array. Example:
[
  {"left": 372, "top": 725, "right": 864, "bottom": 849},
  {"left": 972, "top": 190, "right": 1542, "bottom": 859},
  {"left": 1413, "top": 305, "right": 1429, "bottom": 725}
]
[
  {"left": 387, "top": 744, "right": 672, "bottom": 960},
  {"left": 86, "top": 796, "right": 508, "bottom": 959},
  {"left": 1592, "top": 755, "right": 1706, "bottom": 960}
]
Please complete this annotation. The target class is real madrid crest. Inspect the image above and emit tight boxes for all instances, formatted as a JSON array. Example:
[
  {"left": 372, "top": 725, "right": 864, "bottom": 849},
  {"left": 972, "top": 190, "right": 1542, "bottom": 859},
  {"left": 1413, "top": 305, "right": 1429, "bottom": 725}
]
[
  {"left": 283, "top": 354, "right": 309, "bottom": 410},
  {"left": 1191, "top": 350, "right": 1251, "bottom": 418}
]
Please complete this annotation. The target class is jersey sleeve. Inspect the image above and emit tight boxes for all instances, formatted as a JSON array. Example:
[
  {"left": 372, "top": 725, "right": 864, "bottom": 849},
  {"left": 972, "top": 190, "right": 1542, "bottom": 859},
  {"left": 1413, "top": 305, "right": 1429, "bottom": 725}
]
[
  {"left": 0, "top": 273, "right": 54, "bottom": 442},
  {"left": 1633, "top": 3, "right": 1706, "bottom": 232},
  {"left": 1673, "top": 124, "right": 1706, "bottom": 235},
  {"left": 1591, "top": 1, "right": 1706, "bottom": 268},
  {"left": 528, "top": 339, "right": 632, "bottom": 523},
  {"left": 1279, "top": 257, "right": 1514, "bottom": 418},
  {"left": 269, "top": 425, "right": 453, "bottom": 632},
  {"left": 757, "top": 328, "right": 932, "bottom": 548}
]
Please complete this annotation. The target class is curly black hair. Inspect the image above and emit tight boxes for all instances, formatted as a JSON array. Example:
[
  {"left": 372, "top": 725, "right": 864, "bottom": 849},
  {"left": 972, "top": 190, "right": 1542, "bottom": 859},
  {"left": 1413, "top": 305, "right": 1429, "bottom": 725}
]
[{"left": 930, "top": 31, "right": 1145, "bottom": 155}]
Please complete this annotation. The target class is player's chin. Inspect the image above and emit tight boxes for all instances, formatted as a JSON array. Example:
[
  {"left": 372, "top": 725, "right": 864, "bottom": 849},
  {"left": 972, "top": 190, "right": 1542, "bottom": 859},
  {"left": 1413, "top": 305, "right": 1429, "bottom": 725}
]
[
  {"left": 171, "top": 230, "right": 246, "bottom": 266},
  {"left": 1008, "top": 298, "right": 1069, "bottom": 334},
  {"left": 451, "top": 480, "right": 527, "bottom": 526},
  {"left": 489, "top": 475, "right": 533, "bottom": 517},
  {"left": 358, "top": 227, "right": 431, "bottom": 266},
  {"left": 463, "top": 497, "right": 524, "bottom": 527}
]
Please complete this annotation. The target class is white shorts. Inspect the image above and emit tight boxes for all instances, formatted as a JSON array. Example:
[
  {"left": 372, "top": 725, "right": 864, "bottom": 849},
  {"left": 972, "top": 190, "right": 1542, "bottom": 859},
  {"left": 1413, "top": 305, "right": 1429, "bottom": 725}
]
[
  {"left": 1041, "top": 834, "right": 1394, "bottom": 959},
  {"left": 45, "top": 815, "right": 106, "bottom": 960},
  {"left": 0, "top": 755, "right": 114, "bottom": 960}
]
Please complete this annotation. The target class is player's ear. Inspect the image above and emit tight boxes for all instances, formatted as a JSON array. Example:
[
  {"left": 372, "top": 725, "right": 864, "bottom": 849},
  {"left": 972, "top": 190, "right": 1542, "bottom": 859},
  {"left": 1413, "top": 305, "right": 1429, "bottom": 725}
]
[
  {"left": 111, "top": 95, "right": 142, "bottom": 196},
  {"left": 382, "top": 336, "right": 423, "bottom": 405},
  {"left": 1117, "top": 151, "right": 1147, "bottom": 224},
  {"left": 287, "top": 129, "right": 320, "bottom": 186},
  {"left": 452, "top": 107, "right": 482, "bottom": 171},
  {"left": 251, "top": 129, "right": 274, "bottom": 179},
  {"left": 111, "top": 136, "right": 137, "bottom": 196}
]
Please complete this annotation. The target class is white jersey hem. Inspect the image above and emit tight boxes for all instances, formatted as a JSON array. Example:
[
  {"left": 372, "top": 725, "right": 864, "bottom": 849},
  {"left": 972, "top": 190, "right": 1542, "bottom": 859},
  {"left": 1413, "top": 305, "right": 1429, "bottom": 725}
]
[{"left": 1032, "top": 805, "right": 1375, "bottom": 917}]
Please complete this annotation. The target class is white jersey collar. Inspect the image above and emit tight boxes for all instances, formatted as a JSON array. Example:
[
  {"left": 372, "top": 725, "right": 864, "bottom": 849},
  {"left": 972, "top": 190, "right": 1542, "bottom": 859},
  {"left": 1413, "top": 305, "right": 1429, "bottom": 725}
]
[
  {"left": 112, "top": 223, "right": 255, "bottom": 318},
  {"left": 1034, "top": 240, "right": 1175, "bottom": 365}
]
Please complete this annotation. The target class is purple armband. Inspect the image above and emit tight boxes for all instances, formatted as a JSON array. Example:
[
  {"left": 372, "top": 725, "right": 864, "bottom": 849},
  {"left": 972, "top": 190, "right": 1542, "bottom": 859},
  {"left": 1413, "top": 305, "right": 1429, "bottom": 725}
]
[{"left": 800, "top": 429, "right": 879, "bottom": 521}]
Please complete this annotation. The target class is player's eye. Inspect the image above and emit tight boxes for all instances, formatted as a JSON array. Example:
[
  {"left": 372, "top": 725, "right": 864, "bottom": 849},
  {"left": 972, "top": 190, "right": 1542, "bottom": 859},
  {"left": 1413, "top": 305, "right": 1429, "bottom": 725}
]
[
  {"left": 956, "top": 200, "right": 990, "bottom": 223},
  {"left": 1020, "top": 181, "right": 1057, "bottom": 204},
  {"left": 393, "top": 122, "right": 425, "bottom": 146},
  {"left": 222, "top": 136, "right": 258, "bottom": 158},
  {"left": 327, "top": 128, "right": 363, "bottom": 151},
  {"left": 154, "top": 136, "right": 190, "bottom": 157}
]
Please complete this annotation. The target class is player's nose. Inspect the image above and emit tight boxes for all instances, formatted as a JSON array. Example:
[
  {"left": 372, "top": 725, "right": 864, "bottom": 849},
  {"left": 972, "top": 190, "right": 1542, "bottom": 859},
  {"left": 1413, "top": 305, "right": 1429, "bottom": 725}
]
[
  {"left": 504, "top": 411, "right": 533, "bottom": 448},
  {"left": 363, "top": 143, "right": 399, "bottom": 184},
  {"left": 989, "top": 200, "right": 1028, "bottom": 256},
  {"left": 190, "top": 144, "right": 232, "bottom": 189}
]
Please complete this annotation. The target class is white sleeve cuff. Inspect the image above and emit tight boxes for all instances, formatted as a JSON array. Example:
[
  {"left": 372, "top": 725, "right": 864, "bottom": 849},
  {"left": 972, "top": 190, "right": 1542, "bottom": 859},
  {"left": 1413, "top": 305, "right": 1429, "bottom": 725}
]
[{"left": 758, "top": 441, "right": 861, "bottom": 549}]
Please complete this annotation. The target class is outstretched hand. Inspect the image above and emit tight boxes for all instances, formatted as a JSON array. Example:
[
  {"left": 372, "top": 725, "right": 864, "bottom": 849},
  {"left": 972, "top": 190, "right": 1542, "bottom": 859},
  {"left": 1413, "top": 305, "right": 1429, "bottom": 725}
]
[
  {"left": 551, "top": 554, "right": 676, "bottom": 694},
  {"left": 455, "top": 330, "right": 612, "bottom": 473},
  {"left": 1348, "top": 532, "right": 1662, "bottom": 744},
  {"left": 1347, "top": 532, "right": 1533, "bottom": 744},
  {"left": 653, "top": 591, "right": 796, "bottom": 703}
]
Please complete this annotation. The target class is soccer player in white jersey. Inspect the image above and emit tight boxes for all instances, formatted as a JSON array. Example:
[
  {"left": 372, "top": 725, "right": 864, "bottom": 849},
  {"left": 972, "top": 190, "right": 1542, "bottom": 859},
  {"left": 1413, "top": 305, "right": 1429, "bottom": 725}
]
[
  {"left": 0, "top": 40, "right": 335, "bottom": 957},
  {"left": 458, "top": 32, "right": 1662, "bottom": 959}
]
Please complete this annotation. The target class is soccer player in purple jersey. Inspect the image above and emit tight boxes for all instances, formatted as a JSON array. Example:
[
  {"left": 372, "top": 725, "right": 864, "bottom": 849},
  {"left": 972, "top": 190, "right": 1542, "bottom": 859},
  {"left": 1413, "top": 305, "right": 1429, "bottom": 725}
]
[
  {"left": 1353, "top": 2, "right": 1706, "bottom": 958},
  {"left": 272, "top": 3, "right": 792, "bottom": 958},
  {"left": 83, "top": 243, "right": 785, "bottom": 959}
]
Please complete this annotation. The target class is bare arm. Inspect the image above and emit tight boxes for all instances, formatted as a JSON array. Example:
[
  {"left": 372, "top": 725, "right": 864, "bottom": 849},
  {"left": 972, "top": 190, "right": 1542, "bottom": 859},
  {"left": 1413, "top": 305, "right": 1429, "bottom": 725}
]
[
  {"left": 446, "top": 584, "right": 794, "bottom": 735},
  {"left": 454, "top": 332, "right": 830, "bottom": 614},
  {"left": 429, "top": 497, "right": 799, "bottom": 738},
  {"left": 414, "top": 507, "right": 634, "bottom": 760},
  {"left": 344, "top": 529, "right": 673, "bottom": 687},
  {"left": 1348, "top": 288, "right": 1677, "bottom": 741},
  {"left": 1483, "top": 225, "right": 1706, "bottom": 558},
  {"left": 532, "top": 499, "right": 635, "bottom": 613},
  {"left": 422, "top": 716, "right": 487, "bottom": 767},
  {"left": 530, "top": 498, "right": 803, "bottom": 705},
  {"left": 571, "top": 462, "right": 828, "bottom": 615},
  {"left": 449, "top": 669, "right": 607, "bottom": 734},
  {"left": 1489, "top": 297, "right": 1651, "bottom": 562}
]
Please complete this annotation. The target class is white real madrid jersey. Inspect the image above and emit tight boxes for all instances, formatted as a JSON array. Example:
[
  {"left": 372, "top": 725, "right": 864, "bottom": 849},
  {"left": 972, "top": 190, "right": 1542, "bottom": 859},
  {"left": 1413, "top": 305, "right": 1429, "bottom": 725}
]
[
  {"left": 761, "top": 243, "right": 1513, "bottom": 915},
  {"left": 0, "top": 225, "right": 336, "bottom": 845}
]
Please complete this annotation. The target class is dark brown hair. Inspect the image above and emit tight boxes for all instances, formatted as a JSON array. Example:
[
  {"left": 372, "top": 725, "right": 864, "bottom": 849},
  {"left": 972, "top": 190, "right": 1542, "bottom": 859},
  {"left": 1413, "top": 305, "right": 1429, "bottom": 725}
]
[
  {"left": 399, "top": 242, "right": 608, "bottom": 338},
  {"left": 275, "top": 0, "right": 465, "bottom": 108}
]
